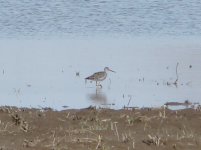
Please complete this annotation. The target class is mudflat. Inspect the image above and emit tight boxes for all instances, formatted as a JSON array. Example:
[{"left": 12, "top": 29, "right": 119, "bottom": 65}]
[{"left": 0, "top": 106, "right": 201, "bottom": 150}]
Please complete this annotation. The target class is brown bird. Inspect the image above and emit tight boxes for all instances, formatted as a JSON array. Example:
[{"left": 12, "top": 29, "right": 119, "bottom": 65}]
[{"left": 85, "top": 67, "right": 115, "bottom": 87}]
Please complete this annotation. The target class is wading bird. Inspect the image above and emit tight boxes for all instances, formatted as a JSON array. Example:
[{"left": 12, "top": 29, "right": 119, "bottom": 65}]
[{"left": 85, "top": 67, "right": 115, "bottom": 87}]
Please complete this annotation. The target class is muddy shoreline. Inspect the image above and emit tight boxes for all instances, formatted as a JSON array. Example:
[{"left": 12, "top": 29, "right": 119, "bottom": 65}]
[{"left": 0, "top": 106, "right": 201, "bottom": 150}]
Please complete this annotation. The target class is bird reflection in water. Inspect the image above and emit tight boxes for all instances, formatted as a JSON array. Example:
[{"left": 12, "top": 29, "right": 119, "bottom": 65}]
[{"left": 87, "top": 87, "right": 107, "bottom": 105}]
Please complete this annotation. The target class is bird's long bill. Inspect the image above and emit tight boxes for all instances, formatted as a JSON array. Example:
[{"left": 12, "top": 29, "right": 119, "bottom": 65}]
[{"left": 109, "top": 68, "right": 116, "bottom": 73}]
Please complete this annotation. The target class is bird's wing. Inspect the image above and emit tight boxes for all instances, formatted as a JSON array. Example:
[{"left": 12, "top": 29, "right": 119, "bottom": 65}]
[{"left": 85, "top": 71, "right": 104, "bottom": 80}]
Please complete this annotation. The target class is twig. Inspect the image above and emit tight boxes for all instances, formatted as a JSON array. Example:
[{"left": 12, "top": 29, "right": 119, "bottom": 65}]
[
  {"left": 4, "top": 122, "right": 9, "bottom": 131},
  {"left": 96, "top": 135, "right": 102, "bottom": 149},
  {"left": 133, "top": 139, "right": 135, "bottom": 149},
  {"left": 84, "top": 129, "right": 99, "bottom": 137},
  {"left": 114, "top": 122, "right": 120, "bottom": 141},
  {"left": 173, "top": 62, "right": 179, "bottom": 87},
  {"left": 127, "top": 95, "right": 132, "bottom": 107},
  {"left": 52, "top": 130, "right": 56, "bottom": 148}
]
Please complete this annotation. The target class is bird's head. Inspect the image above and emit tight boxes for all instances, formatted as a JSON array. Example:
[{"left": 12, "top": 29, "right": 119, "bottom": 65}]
[{"left": 104, "top": 67, "right": 116, "bottom": 73}]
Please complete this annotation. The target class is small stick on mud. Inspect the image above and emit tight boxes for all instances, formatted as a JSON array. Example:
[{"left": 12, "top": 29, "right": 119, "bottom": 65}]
[
  {"left": 163, "top": 106, "right": 166, "bottom": 118},
  {"left": 95, "top": 135, "right": 102, "bottom": 149},
  {"left": 114, "top": 122, "right": 120, "bottom": 141},
  {"left": 52, "top": 130, "right": 56, "bottom": 148},
  {"left": 111, "top": 122, "right": 114, "bottom": 130},
  {"left": 3, "top": 122, "right": 9, "bottom": 131},
  {"left": 133, "top": 139, "right": 135, "bottom": 149}
]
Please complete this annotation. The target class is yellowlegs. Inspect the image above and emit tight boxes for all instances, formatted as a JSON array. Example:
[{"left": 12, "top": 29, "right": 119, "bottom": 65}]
[{"left": 85, "top": 67, "right": 115, "bottom": 87}]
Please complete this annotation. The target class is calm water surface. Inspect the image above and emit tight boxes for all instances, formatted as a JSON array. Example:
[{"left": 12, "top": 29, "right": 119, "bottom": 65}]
[
  {"left": 0, "top": 38, "right": 201, "bottom": 110},
  {"left": 0, "top": 0, "right": 201, "bottom": 109}
]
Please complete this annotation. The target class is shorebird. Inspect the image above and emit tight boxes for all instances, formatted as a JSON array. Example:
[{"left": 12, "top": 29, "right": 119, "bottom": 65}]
[{"left": 85, "top": 67, "right": 115, "bottom": 87}]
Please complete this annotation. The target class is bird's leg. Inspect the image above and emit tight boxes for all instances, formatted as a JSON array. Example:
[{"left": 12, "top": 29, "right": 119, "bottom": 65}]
[
  {"left": 95, "top": 81, "right": 102, "bottom": 88},
  {"left": 97, "top": 82, "right": 102, "bottom": 88}
]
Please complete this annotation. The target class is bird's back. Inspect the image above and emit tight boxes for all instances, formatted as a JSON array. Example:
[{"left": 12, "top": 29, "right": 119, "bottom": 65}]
[{"left": 86, "top": 71, "right": 107, "bottom": 81}]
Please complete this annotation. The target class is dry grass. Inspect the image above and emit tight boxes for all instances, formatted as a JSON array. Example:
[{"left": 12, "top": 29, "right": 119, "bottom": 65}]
[{"left": 0, "top": 106, "right": 201, "bottom": 149}]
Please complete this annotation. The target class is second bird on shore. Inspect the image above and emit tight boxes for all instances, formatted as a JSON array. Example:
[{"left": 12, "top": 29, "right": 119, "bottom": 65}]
[{"left": 85, "top": 67, "right": 115, "bottom": 87}]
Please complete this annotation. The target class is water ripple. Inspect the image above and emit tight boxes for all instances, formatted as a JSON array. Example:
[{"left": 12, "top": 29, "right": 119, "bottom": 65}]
[{"left": 0, "top": 0, "right": 201, "bottom": 38}]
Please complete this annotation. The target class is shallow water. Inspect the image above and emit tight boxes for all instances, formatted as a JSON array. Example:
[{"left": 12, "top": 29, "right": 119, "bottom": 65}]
[
  {"left": 0, "top": 0, "right": 201, "bottom": 109},
  {"left": 0, "top": 37, "right": 201, "bottom": 110}
]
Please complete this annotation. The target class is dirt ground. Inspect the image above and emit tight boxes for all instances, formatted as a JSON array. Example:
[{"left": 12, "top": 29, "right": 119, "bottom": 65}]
[{"left": 0, "top": 106, "right": 201, "bottom": 150}]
